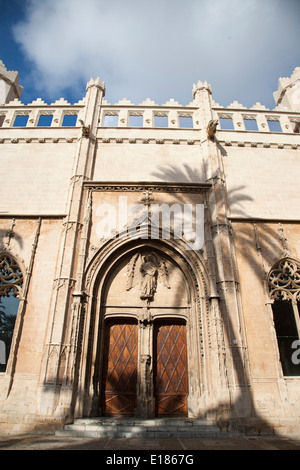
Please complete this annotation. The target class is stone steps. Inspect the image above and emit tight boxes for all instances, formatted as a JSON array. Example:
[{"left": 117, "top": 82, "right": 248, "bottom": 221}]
[{"left": 56, "top": 417, "right": 230, "bottom": 439}]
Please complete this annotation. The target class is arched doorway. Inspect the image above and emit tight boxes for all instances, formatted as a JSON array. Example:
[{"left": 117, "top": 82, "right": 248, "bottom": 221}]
[
  {"left": 79, "top": 239, "right": 208, "bottom": 420},
  {"left": 98, "top": 248, "right": 190, "bottom": 418}
]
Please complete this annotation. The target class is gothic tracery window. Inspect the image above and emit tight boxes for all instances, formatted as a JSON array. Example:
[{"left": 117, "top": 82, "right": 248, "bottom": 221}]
[
  {"left": 0, "top": 253, "right": 23, "bottom": 372},
  {"left": 268, "top": 258, "right": 300, "bottom": 376}
]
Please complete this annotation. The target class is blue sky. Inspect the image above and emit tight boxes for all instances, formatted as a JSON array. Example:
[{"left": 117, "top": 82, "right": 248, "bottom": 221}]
[{"left": 1, "top": 0, "right": 300, "bottom": 108}]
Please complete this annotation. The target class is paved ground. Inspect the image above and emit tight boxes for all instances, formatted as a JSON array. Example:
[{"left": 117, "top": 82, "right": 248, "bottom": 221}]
[{"left": 0, "top": 433, "right": 300, "bottom": 450}]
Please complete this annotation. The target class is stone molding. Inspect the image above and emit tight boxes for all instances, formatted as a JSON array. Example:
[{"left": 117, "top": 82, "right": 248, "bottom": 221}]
[
  {"left": 219, "top": 139, "right": 299, "bottom": 150},
  {"left": 99, "top": 137, "right": 199, "bottom": 145},
  {"left": 84, "top": 181, "right": 211, "bottom": 193},
  {"left": 0, "top": 137, "right": 76, "bottom": 144}
]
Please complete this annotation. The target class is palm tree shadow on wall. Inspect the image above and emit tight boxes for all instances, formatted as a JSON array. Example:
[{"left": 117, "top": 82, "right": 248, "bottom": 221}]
[
  {"left": 150, "top": 160, "right": 286, "bottom": 435},
  {"left": 0, "top": 230, "right": 23, "bottom": 251}
]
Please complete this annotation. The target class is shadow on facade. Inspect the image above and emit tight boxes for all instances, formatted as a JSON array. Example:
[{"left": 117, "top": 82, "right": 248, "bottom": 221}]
[
  {"left": 60, "top": 160, "right": 291, "bottom": 437},
  {"left": 0, "top": 230, "right": 23, "bottom": 251},
  {"left": 148, "top": 161, "right": 282, "bottom": 435},
  {"left": 36, "top": 160, "right": 298, "bottom": 439}
]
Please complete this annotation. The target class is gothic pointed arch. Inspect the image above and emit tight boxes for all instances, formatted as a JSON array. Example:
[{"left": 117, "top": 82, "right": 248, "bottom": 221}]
[
  {"left": 76, "top": 231, "right": 211, "bottom": 418},
  {"left": 0, "top": 251, "right": 24, "bottom": 372},
  {"left": 85, "top": 222, "right": 210, "bottom": 299},
  {"left": 268, "top": 257, "right": 300, "bottom": 302}
]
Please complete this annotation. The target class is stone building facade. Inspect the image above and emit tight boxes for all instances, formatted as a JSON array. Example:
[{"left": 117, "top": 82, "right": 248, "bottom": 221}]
[{"left": 0, "top": 60, "right": 300, "bottom": 435}]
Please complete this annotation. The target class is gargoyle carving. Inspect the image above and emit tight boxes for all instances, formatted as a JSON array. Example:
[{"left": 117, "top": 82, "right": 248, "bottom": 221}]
[
  {"left": 79, "top": 119, "right": 90, "bottom": 138},
  {"left": 207, "top": 119, "right": 218, "bottom": 141}
]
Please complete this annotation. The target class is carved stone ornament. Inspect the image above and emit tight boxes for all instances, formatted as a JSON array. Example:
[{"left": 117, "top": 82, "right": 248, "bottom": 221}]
[
  {"left": 207, "top": 119, "right": 218, "bottom": 141},
  {"left": 126, "top": 252, "right": 170, "bottom": 301},
  {"left": 82, "top": 125, "right": 90, "bottom": 137},
  {"left": 268, "top": 257, "right": 300, "bottom": 302},
  {"left": 0, "top": 252, "right": 23, "bottom": 298}
]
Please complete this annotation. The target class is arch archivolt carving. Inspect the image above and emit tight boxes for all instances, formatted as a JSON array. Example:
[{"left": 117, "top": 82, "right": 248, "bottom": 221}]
[{"left": 0, "top": 250, "right": 25, "bottom": 380}]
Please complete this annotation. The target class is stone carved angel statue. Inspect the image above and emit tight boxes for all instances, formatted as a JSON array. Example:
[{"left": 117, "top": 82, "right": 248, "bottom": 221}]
[{"left": 126, "top": 252, "right": 170, "bottom": 300}]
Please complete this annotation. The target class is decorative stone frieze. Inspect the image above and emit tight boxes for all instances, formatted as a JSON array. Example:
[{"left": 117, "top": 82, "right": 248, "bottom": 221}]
[{"left": 218, "top": 139, "right": 299, "bottom": 149}]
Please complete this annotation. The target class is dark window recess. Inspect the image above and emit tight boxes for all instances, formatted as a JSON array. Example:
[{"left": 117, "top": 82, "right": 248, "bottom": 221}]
[
  {"left": 272, "top": 300, "right": 300, "bottom": 376},
  {"left": 0, "top": 253, "right": 23, "bottom": 373},
  {"left": 0, "top": 295, "right": 19, "bottom": 372}
]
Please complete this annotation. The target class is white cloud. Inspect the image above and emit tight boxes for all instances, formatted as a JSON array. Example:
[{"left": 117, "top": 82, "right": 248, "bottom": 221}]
[{"left": 12, "top": 0, "right": 300, "bottom": 107}]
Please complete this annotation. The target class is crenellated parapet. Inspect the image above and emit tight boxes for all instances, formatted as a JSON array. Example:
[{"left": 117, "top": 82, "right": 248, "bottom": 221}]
[{"left": 0, "top": 74, "right": 299, "bottom": 146}]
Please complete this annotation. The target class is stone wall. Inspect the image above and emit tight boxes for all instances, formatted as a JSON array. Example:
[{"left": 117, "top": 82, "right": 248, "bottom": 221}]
[{"left": 0, "top": 67, "right": 299, "bottom": 435}]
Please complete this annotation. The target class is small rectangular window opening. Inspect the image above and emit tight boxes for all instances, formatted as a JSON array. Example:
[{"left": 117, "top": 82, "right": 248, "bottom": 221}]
[
  {"left": 62, "top": 114, "right": 77, "bottom": 127},
  {"left": 267, "top": 119, "right": 282, "bottom": 132},
  {"left": 13, "top": 115, "right": 29, "bottom": 127},
  {"left": 37, "top": 115, "right": 53, "bottom": 127},
  {"left": 103, "top": 114, "right": 119, "bottom": 127},
  {"left": 219, "top": 118, "right": 234, "bottom": 130},
  {"left": 0, "top": 115, "right": 5, "bottom": 127},
  {"left": 129, "top": 115, "right": 143, "bottom": 127},
  {"left": 244, "top": 119, "right": 258, "bottom": 131},
  {"left": 154, "top": 115, "right": 168, "bottom": 128},
  {"left": 179, "top": 116, "right": 193, "bottom": 128}
]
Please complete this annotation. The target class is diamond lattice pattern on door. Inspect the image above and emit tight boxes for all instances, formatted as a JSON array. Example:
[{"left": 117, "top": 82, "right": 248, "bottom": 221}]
[
  {"left": 155, "top": 322, "right": 188, "bottom": 416},
  {"left": 102, "top": 321, "right": 138, "bottom": 415}
]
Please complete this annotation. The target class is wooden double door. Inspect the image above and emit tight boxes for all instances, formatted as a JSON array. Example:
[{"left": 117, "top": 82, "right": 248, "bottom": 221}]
[{"left": 101, "top": 319, "right": 188, "bottom": 417}]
